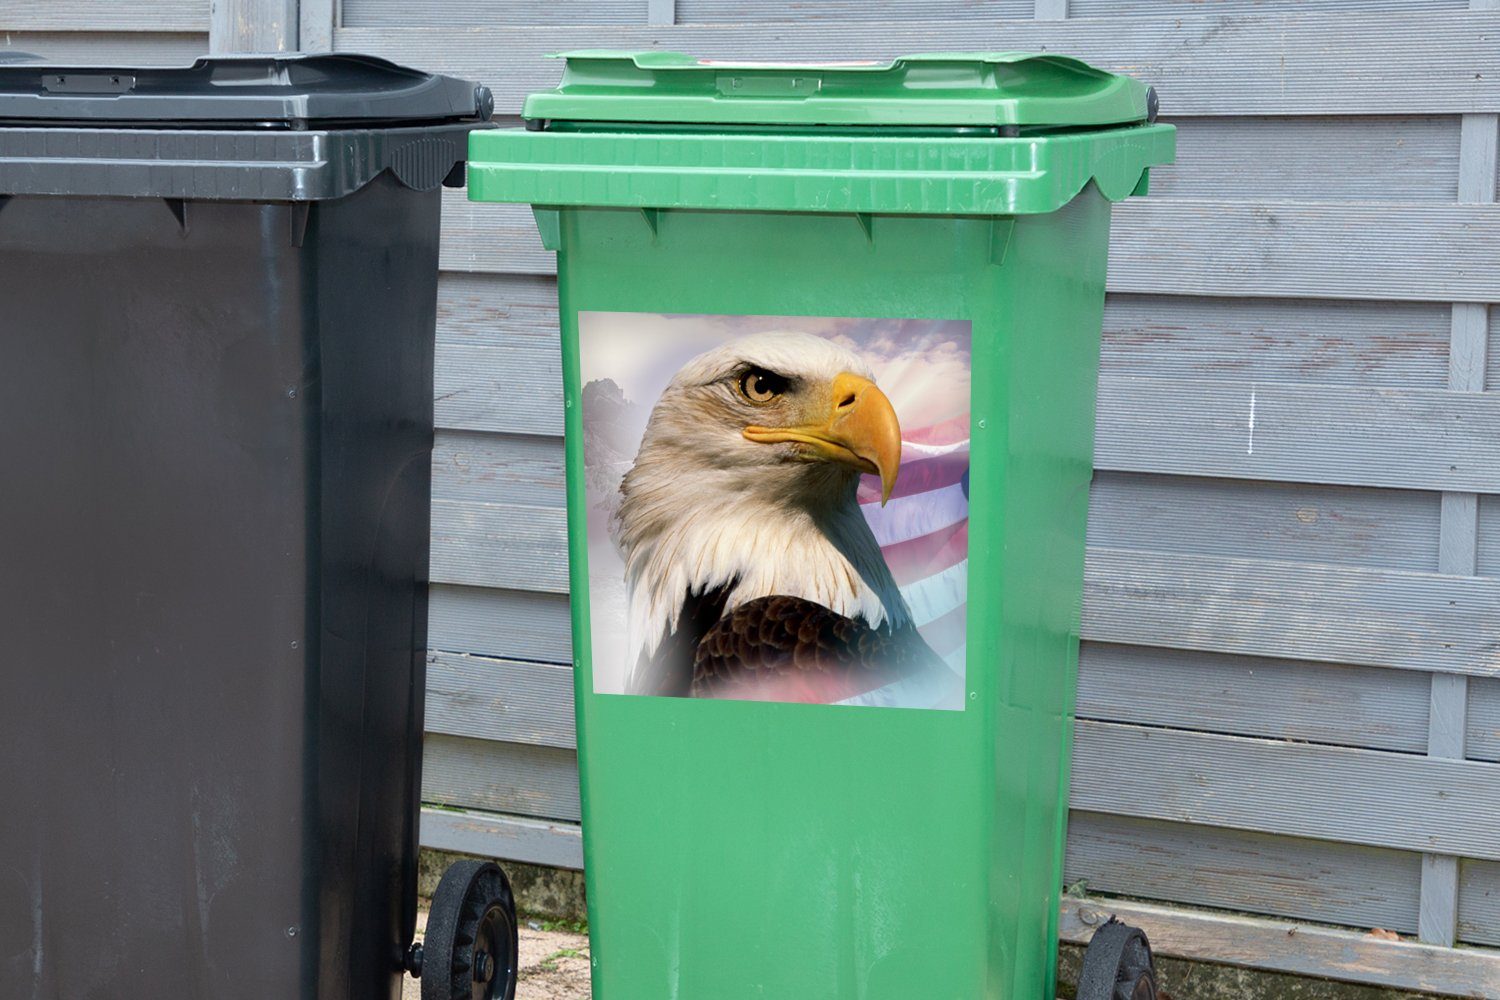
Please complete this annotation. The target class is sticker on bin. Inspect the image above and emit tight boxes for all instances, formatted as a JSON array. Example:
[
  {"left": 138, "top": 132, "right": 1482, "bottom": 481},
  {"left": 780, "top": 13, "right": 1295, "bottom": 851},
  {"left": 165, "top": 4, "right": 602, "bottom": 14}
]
[{"left": 580, "top": 312, "right": 970, "bottom": 710}]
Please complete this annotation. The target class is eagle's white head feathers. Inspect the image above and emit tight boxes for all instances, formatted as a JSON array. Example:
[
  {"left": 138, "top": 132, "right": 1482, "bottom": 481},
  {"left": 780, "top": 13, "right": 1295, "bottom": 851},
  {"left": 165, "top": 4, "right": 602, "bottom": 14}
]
[{"left": 614, "top": 331, "right": 911, "bottom": 686}]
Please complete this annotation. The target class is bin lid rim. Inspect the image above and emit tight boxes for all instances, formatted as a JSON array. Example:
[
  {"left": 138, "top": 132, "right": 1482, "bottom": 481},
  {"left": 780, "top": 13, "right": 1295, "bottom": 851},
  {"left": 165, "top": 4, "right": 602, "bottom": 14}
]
[
  {"left": 547, "top": 50, "right": 1094, "bottom": 72},
  {"left": 525, "top": 49, "right": 1151, "bottom": 129},
  {"left": 0, "top": 52, "right": 492, "bottom": 129}
]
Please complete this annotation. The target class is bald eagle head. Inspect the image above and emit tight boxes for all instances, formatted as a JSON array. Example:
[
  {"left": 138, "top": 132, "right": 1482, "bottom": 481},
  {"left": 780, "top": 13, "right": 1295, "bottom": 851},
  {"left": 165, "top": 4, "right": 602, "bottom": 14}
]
[{"left": 615, "top": 331, "right": 913, "bottom": 695}]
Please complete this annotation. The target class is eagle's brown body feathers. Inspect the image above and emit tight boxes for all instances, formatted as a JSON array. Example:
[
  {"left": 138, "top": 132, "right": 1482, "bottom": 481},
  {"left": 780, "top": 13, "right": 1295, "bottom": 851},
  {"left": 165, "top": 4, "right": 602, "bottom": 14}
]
[{"left": 691, "top": 594, "right": 942, "bottom": 702}]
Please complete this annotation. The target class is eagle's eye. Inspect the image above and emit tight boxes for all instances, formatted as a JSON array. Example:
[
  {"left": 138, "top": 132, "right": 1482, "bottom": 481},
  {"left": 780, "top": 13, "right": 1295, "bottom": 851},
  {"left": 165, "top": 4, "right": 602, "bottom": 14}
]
[{"left": 738, "top": 368, "right": 787, "bottom": 404}]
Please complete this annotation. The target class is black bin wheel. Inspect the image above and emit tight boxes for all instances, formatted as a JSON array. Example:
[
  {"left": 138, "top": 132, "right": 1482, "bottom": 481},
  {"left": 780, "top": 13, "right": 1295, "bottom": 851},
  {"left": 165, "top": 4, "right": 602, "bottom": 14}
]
[
  {"left": 1078, "top": 917, "right": 1157, "bottom": 1000},
  {"left": 421, "top": 859, "right": 518, "bottom": 1000}
]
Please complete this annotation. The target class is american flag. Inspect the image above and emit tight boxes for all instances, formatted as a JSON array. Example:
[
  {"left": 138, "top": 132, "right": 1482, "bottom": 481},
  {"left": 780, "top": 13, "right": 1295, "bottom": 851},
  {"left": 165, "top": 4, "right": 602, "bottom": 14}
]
[{"left": 844, "top": 414, "right": 969, "bottom": 711}]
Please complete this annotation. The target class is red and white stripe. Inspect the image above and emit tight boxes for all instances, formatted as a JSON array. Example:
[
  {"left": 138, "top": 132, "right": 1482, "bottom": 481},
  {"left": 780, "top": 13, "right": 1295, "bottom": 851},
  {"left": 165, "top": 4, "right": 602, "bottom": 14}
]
[{"left": 840, "top": 418, "right": 970, "bottom": 709}]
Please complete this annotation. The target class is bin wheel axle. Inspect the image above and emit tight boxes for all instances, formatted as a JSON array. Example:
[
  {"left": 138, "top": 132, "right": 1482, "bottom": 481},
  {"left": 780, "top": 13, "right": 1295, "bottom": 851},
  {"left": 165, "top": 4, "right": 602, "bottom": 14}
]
[
  {"left": 421, "top": 859, "right": 518, "bottom": 1000},
  {"left": 1078, "top": 917, "right": 1158, "bottom": 1000}
]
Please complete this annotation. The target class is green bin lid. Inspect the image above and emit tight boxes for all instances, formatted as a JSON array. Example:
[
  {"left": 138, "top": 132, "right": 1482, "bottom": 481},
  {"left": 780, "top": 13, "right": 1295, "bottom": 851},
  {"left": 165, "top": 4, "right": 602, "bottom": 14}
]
[
  {"left": 523, "top": 51, "right": 1154, "bottom": 129},
  {"left": 471, "top": 50, "right": 1174, "bottom": 217}
]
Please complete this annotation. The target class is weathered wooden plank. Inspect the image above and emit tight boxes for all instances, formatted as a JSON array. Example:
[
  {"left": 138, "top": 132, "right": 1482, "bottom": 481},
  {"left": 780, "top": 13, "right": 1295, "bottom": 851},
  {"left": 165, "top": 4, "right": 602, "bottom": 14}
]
[
  {"left": 433, "top": 278, "right": 1459, "bottom": 393},
  {"left": 444, "top": 279, "right": 1458, "bottom": 392},
  {"left": 1458, "top": 113, "right": 1500, "bottom": 204},
  {"left": 1459, "top": 858, "right": 1500, "bottom": 947},
  {"left": 1424, "top": 82, "right": 1493, "bottom": 944},
  {"left": 423, "top": 733, "right": 580, "bottom": 822},
  {"left": 1065, "top": 811, "right": 1422, "bottom": 934},
  {"left": 437, "top": 271, "right": 558, "bottom": 350},
  {"left": 1441, "top": 494, "right": 1483, "bottom": 578},
  {"left": 1153, "top": 115, "right": 1461, "bottom": 202},
  {"left": 1426, "top": 479, "right": 1480, "bottom": 939},
  {"left": 1420, "top": 853, "right": 1461, "bottom": 946},
  {"left": 431, "top": 350, "right": 1499, "bottom": 498},
  {"left": 433, "top": 270, "right": 562, "bottom": 436},
  {"left": 438, "top": 194, "right": 551, "bottom": 276},
  {"left": 429, "top": 443, "right": 1430, "bottom": 575},
  {"left": 647, "top": 0, "right": 675, "bottom": 27},
  {"left": 335, "top": 13, "right": 1500, "bottom": 117},
  {"left": 436, "top": 343, "right": 563, "bottom": 437},
  {"left": 1093, "top": 377, "right": 1500, "bottom": 494},
  {"left": 0, "top": 1, "right": 208, "bottom": 32},
  {"left": 419, "top": 806, "right": 583, "bottom": 870},
  {"left": 1488, "top": 309, "right": 1500, "bottom": 391},
  {"left": 1109, "top": 199, "right": 1500, "bottom": 303},
  {"left": 1083, "top": 547, "right": 1500, "bottom": 678},
  {"left": 426, "top": 652, "right": 575, "bottom": 749},
  {"left": 1071, "top": 720, "right": 1500, "bottom": 860},
  {"left": 437, "top": 193, "right": 1500, "bottom": 305},
  {"left": 1059, "top": 896, "right": 1500, "bottom": 998},
  {"left": 429, "top": 583, "right": 573, "bottom": 664},
  {"left": 430, "top": 497, "right": 569, "bottom": 593},
  {"left": 1456, "top": 306, "right": 1493, "bottom": 397},
  {"left": 1430, "top": 673, "right": 1472, "bottom": 761},
  {"left": 435, "top": 281, "right": 1464, "bottom": 437},
  {"left": 679, "top": 0, "right": 1031, "bottom": 22},
  {"left": 0, "top": 32, "right": 207, "bottom": 65},
  {"left": 426, "top": 501, "right": 1500, "bottom": 678},
  {"left": 1077, "top": 643, "right": 1429, "bottom": 753},
  {"left": 419, "top": 676, "right": 1500, "bottom": 858},
  {"left": 431, "top": 282, "right": 1467, "bottom": 452},
  {"left": 432, "top": 441, "right": 1438, "bottom": 574},
  {"left": 1469, "top": 677, "right": 1500, "bottom": 763},
  {"left": 1070, "top": 0, "right": 1464, "bottom": 13},
  {"left": 210, "top": 0, "right": 296, "bottom": 53},
  {"left": 298, "top": 0, "right": 335, "bottom": 54},
  {"left": 341, "top": 0, "right": 645, "bottom": 27},
  {"left": 1088, "top": 471, "right": 1440, "bottom": 572},
  {"left": 434, "top": 429, "right": 565, "bottom": 508},
  {"left": 1479, "top": 495, "right": 1500, "bottom": 577},
  {"left": 421, "top": 633, "right": 1431, "bottom": 759},
  {"left": 1102, "top": 295, "right": 1452, "bottom": 388},
  {"left": 418, "top": 816, "right": 1489, "bottom": 991}
]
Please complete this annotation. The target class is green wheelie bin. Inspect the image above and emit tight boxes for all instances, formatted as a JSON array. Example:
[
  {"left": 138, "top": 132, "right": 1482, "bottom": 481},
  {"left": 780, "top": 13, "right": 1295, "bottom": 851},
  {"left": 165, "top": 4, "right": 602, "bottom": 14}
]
[{"left": 468, "top": 52, "right": 1174, "bottom": 999}]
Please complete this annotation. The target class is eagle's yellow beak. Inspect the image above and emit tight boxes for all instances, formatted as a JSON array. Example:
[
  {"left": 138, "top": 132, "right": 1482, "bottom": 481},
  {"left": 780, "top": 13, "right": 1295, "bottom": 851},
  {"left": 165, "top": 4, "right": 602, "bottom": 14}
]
[{"left": 743, "top": 372, "right": 902, "bottom": 505}]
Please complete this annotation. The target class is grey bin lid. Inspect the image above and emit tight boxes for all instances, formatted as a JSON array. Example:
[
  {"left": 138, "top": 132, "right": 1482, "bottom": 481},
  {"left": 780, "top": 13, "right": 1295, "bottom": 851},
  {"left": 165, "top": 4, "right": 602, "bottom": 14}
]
[{"left": 0, "top": 53, "right": 495, "bottom": 201}]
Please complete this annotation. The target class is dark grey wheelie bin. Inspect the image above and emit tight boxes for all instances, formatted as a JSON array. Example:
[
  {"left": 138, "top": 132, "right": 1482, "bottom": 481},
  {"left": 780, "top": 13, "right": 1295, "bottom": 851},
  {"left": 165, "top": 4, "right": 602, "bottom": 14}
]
[{"left": 0, "top": 54, "right": 517, "bottom": 1000}]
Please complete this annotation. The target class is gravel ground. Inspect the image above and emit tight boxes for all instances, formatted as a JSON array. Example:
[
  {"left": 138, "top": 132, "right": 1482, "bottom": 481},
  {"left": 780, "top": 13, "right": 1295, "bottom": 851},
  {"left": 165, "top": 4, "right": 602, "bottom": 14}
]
[{"left": 401, "top": 908, "right": 592, "bottom": 1000}]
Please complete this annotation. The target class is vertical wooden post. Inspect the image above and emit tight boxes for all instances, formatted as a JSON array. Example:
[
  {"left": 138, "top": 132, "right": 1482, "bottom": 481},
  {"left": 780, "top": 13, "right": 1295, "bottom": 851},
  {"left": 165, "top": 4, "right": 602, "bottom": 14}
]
[
  {"left": 1417, "top": 49, "right": 1497, "bottom": 944},
  {"left": 210, "top": 0, "right": 299, "bottom": 53},
  {"left": 299, "top": 0, "right": 336, "bottom": 52},
  {"left": 647, "top": 0, "right": 676, "bottom": 27}
]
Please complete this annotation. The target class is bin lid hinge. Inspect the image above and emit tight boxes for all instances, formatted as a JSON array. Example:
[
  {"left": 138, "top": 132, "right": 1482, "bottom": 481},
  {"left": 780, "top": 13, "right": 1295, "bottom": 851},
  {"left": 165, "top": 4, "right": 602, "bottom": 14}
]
[
  {"left": 289, "top": 202, "right": 312, "bottom": 248},
  {"left": 531, "top": 206, "right": 562, "bottom": 251},
  {"left": 990, "top": 218, "right": 1015, "bottom": 266},
  {"left": 639, "top": 206, "right": 661, "bottom": 241},
  {"left": 163, "top": 197, "right": 189, "bottom": 236},
  {"left": 853, "top": 212, "right": 873, "bottom": 245}
]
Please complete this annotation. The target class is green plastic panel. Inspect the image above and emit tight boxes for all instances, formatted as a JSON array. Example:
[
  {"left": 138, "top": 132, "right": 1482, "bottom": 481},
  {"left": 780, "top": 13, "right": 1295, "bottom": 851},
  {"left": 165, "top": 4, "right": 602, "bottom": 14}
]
[
  {"left": 469, "top": 122, "right": 1173, "bottom": 216},
  {"left": 524, "top": 51, "right": 1153, "bottom": 129}
]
